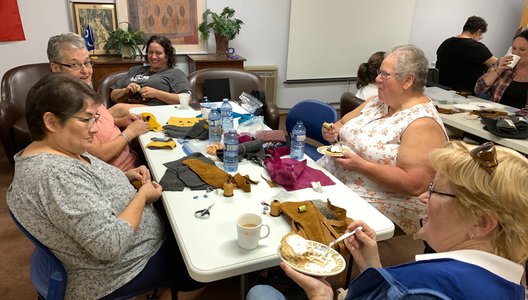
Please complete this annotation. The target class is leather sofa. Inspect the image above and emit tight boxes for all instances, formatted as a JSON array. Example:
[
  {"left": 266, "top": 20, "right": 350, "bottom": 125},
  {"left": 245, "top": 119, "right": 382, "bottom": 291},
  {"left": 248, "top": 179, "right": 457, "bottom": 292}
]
[
  {"left": 339, "top": 92, "right": 364, "bottom": 118},
  {"left": 0, "top": 63, "right": 51, "bottom": 166},
  {"left": 188, "top": 68, "right": 280, "bottom": 130}
]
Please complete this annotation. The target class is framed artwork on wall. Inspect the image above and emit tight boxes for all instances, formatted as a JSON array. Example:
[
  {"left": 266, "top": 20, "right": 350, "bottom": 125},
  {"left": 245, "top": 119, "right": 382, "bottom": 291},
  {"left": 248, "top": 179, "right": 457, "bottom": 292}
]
[
  {"left": 116, "top": 0, "right": 207, "bottom": 54},
  {"left": 71, "top": 1, "right": 118, "bottom": 55}
]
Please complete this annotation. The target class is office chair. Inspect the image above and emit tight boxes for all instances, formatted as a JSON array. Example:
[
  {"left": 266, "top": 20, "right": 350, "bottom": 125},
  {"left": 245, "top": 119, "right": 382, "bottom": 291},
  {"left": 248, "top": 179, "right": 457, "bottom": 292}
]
[
  {"left": 97, "top": 70, "right": 127, "bottom": 108},
  {"left": 9, "top": 210, "right": 159, "bottom": 300},
  {"left": 339, "top": 92, "right": 364, "bottom": 117},
  {"left": 9, "top": 210, "right": 67, "bottom": 300},
  {"left": 285, "top": 99, "right": 338, "bottom": 160}
]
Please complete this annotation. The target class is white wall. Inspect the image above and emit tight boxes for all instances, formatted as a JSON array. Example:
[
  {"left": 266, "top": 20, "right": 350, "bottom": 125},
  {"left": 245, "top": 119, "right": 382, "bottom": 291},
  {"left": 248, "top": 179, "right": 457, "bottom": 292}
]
[{"left": 0, "top": 0, "right": 524, "bottom": 108}]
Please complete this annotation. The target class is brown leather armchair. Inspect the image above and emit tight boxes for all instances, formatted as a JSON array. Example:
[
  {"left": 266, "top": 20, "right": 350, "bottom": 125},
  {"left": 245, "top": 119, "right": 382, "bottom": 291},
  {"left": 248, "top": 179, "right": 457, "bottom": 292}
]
[
  {"left": 0, "top": 63, "right": 51, "bottom": 166},
  {"left": 188, "top": 68, "right": 280, "bottom": 130},
  {"left": 96, "top": 70, "right": 127, "bottom": 108},
  {"left": 339, "top": 92, "right": 364, "bottom": 118}
]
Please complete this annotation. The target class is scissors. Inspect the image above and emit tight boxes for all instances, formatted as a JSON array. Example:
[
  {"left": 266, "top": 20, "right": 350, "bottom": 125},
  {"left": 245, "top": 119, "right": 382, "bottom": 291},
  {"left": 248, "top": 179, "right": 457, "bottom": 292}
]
[{"left": 194, "top": 202, "right": 215, "bottom": 219}]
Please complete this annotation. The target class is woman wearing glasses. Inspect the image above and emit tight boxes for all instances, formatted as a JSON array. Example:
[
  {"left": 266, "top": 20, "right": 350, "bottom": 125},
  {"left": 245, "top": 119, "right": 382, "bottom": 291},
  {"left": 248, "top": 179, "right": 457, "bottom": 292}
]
[
  {"left": 319, "top": 45, "right": 448, "bottom": 235},
  {"left": 48, "top": 32, "right": 149, "bottom": 172},
  {"left": 248, "top": 141, "right": 527, "bottom": 299},
  {"left": 108, "top": 35, "right": 191, "bottom": 119},
  {"left": 7, "top": 73, "right": 205, "bottom": 300}
]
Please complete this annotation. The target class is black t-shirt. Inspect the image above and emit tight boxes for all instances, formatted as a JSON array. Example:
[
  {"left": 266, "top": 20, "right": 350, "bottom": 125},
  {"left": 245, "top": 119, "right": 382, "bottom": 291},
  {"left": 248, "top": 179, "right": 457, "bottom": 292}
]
[
  {"left": 501, "top": 81, "right": 528, "bottom": 109},
  {"left": 436, "top": 37, "right": 493, "bottom": 93}
]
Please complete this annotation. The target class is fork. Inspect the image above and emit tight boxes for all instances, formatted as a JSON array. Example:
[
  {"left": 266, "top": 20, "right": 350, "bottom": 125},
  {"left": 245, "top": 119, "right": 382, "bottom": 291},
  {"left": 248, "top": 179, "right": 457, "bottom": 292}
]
[{"left": 325, "top": 226, "right": 363, "bottom": 256}]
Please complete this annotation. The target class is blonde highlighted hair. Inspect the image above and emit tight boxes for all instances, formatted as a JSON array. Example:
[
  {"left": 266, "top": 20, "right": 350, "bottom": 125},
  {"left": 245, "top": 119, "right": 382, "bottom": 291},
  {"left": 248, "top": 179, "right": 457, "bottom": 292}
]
[{"left": 429, "top": 141, "right": 528, "bottom": 264}]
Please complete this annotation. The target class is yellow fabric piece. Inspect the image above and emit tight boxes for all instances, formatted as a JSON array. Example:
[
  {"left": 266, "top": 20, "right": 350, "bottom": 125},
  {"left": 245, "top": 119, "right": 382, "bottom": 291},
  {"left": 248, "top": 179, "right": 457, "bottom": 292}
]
[
  {"left": 146, "top": 140, "right": 176, "bottom": 150},
  {"left": 168, "top": 116, "right": 203, "bottom": 127},
  {"left": 141, "top": 112, "right": 163, "bottom": 132}
]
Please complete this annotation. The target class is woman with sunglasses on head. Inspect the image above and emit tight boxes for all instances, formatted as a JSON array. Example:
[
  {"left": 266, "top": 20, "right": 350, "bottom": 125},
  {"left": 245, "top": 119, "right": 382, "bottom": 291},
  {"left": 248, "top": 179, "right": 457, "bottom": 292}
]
[
  {"left": 108, "top": 35, "right": 191, "bottom": 119},
  {"left": 319, "top": 45, "right": 448, "bottom": 236},
  {"left": 7, "top": 73, "right": 205, "bottom": 300},
  {"left": 248, "top": 141, "right": 527, "bottom": 299}
]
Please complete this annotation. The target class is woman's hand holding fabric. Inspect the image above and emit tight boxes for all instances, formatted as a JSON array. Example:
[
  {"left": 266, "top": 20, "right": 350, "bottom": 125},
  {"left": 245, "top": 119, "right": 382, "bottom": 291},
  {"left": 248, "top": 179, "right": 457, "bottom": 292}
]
[
  {"left": 139, "top": 86, "right": 159, "bottom": 99},
  {"left": 138, "top": 181, "right": 162, "bottom": 204},
  {"left": 344, "top": 221, "right": 381, "bottom": 273},
  {"left": 125, "top": 165, "right": 151, "bottom": 184},
  {"left": 279, "top": 262, "right": 334, "bottom": 300}
]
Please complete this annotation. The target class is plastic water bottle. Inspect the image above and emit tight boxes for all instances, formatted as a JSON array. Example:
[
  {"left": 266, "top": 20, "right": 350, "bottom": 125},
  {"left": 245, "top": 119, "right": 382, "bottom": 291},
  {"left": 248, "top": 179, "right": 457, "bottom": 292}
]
[
  {"left": 223, "top": 129, "right": 239, "bottom": 172},
  {"left": 208, "top": 106, "right": 222, "bottom": 144},
  {"left": 220, "top": 98, "right": 233, "bottom": 132},
  {"left": 290, "top": 120, "right": 306, "bottom": 160}
]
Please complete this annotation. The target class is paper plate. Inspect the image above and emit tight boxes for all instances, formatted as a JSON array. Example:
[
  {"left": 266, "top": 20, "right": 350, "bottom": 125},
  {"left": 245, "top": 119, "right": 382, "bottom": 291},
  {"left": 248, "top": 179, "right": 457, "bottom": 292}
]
[
  {"left": 317, "top": 145, "right": 350, "bottom": 157},
  {"left": 468, "top": 102, "right": 500, "bottom": 110},
  {"left": 452, "top": 103, "right": 481, "bottom": 112},
  {"left": 278, "top": 240, "right": 346, "bottom": 276}
]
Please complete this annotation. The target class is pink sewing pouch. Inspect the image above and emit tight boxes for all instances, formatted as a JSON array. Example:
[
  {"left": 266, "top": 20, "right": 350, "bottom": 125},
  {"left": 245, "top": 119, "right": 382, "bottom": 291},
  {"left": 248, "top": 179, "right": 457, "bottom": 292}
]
[{"left": 264, "top": 147, "right": 335, "bottom": 191}]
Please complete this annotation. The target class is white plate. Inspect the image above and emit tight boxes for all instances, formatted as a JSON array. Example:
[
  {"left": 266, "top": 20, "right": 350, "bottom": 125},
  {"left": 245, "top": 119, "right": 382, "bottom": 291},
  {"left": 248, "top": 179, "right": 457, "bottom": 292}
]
[
  {"left": 452, "top": 103, "right": 482, "bottom": 112},
  {"left": 468, "top": 102, "right": 499, "bottom": 110},
  {"left": 278, "top": 240, "right": 346, "bottom": 276},
  {"left": 317, "top": 145, "right": 350, "bottom": 157}
]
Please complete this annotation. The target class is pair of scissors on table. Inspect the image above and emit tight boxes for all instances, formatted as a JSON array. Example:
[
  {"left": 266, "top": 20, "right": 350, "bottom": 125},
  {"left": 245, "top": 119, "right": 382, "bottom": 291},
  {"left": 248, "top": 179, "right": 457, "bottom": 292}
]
[{"left": 194, "top": 202, "right": 215, "bottom": 219}]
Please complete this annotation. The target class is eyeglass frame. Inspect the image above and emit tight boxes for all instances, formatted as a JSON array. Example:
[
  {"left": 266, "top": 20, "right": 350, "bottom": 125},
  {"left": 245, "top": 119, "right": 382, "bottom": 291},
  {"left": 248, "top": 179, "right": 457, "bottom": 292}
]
[
  {"left": 72, "top": 113, "right": 100, "bottom": 128},
  {"left": 53, "top": 60, "right": 95, "bottom": 70},
  {"left": 428, "top": 182, "right": 457, "bottom": 201},
  {"left": 376, "top": 69, "right": 402, "bottom": 79},
  {"left": 470, "top": 142, "right": 498, "bottom": 174}
]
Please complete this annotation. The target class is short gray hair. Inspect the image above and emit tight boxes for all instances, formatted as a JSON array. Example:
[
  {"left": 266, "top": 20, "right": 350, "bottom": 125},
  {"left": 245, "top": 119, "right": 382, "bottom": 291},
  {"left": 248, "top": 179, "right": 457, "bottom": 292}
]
[
  {"left": 387, "top": 44, "right": 428, "bottom": 92},
  {"left": 47, "top": 33, "right": 87, "bottom": 63}
]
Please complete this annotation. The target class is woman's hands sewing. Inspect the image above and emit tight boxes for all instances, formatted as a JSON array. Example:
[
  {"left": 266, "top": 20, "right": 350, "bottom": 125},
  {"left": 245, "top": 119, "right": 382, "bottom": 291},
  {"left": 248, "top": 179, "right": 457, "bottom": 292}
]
[{"left": 125, "top": 166, "right": 162, "bottom": 204}]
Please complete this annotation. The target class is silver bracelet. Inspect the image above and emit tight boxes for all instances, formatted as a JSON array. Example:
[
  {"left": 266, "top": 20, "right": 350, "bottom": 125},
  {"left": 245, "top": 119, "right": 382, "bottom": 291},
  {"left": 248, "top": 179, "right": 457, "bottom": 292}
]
[{"left": 119, "top": 132, "right": 132, "bottom": 143}]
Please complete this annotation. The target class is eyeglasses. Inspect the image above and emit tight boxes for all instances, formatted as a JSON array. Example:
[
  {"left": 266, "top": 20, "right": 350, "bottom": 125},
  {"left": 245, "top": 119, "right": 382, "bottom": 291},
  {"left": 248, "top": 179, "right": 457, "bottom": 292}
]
[
  {"left": 470, "top": 142, "right": 498, "bottom": 174},
  {"left": 73, "top": 113, "right": 100, "bottom": 128},
  {"left": 54, "top": 60, "right": 95, "bottom": 70},
  {"left": 428, "top": 182, "right": 457, "bottom": 201},
  {"left": 377, "top": 69, "right": 401, "bottom": 79}
]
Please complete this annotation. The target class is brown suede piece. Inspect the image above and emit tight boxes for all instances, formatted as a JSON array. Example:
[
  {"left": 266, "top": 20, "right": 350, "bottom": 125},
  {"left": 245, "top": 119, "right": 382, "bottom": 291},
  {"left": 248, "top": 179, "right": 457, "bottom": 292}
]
[
  {"left": 183, "top": 158, "right": 229, "bottom": 188},
  {"left": 280, "top": 200, "right": 353, "bottom": 255},
  {"left": 233, "top": 173, "right": 251, "bottom": 192}
]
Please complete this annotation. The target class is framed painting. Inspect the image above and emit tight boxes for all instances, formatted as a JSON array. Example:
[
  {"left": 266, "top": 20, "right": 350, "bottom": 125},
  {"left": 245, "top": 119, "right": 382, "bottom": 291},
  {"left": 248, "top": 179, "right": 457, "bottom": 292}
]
[
  {"left": 116, "top": 0, "right": 207, "bottom": 54},
  {"left": 71, "top": 2, "right": 118, "bottom": 55}
]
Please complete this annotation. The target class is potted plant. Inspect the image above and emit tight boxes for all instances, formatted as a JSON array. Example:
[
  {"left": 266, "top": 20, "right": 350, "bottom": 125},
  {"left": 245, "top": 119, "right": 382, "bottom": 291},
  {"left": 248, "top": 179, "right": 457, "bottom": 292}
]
[
  {"left": 198, "top": 7, "right": 244, "bottom": 57},
  {"left": 103, "top": 22, "right": 145, "bottom": 59}
]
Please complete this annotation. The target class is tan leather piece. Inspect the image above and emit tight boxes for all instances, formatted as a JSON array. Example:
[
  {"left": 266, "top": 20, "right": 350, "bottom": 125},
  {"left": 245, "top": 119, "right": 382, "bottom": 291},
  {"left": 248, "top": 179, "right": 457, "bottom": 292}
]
[
  {"left": 280, "top": 200, "right": 353, "bottom": 256},
  {"left": 183, "top": 158, "right": 229, "bottom": 188}
]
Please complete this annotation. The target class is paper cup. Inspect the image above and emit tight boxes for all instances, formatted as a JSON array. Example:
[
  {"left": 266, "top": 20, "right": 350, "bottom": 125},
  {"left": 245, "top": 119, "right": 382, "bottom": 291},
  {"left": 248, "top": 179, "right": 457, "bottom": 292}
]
[
  {"left": 178, "top": 93, "right": 190, "bottom": 109},
  {"left": 236, "top": 213, "right": 270, "bottom": 250},
  {"left": 508, "top": 54, "right": 520, "bottom": 69}
]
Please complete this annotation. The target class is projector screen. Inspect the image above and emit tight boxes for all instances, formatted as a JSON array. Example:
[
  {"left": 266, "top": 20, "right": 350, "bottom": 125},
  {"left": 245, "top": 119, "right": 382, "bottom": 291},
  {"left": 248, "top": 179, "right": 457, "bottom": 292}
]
[{"left": 286, "top": 0, "right": 416, "bottom": 82}]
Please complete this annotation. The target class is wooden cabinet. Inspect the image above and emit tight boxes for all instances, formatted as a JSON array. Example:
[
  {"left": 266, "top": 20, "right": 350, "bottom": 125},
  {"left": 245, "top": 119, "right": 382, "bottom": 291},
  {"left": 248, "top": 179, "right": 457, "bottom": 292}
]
[
  {"left": 91, "top": 56, "right": 143, "bottom": 90},
  {"left": 187, "top": 54, "right": 246, "bottom": 73}
]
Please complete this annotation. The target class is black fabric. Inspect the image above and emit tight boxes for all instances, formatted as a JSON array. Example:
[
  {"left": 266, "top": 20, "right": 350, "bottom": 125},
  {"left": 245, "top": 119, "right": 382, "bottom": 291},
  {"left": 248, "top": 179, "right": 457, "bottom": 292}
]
[
  {"left": 163, "top": 120, "right": 209, "bottom": 140},
  {"left": 482, "top": 116, "right": 528, "bottom": 139},
  {"left": 204, "top": 78, "right": 231, "bottom": 102},
  {"left": 216, "top": 139, "right": 264, "bottom": 162},
  {"left": 159, "top": 153, "right": 216, "bottom": 191}
]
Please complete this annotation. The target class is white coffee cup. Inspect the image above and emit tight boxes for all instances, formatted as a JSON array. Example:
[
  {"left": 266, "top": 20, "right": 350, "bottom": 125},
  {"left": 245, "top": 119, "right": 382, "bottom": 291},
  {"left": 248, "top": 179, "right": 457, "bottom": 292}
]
[
  {"left": 178, "top": 93, "right": 191, "bottom": 109},
  {"left": 236, "top": 213, "right": 270, "bottom": 250},
  {"left": 508, "top": 54, "right": 521, "bottom": 69}
]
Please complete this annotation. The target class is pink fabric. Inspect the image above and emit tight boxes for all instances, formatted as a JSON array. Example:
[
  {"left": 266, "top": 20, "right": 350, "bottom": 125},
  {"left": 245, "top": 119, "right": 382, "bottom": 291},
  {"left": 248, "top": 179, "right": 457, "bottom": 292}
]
[
  {"left": 95, "top": 105, "right": 138, "bottom": 171},
  {"left": 265, "top": 147, "right": 334, "bottom": 191}
]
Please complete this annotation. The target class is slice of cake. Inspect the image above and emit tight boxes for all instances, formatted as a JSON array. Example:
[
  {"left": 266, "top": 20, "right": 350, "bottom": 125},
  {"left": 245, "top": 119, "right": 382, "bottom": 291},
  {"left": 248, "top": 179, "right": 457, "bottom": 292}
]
[{"left": 280, "top": 233, "right": 328, "bottom": 268}]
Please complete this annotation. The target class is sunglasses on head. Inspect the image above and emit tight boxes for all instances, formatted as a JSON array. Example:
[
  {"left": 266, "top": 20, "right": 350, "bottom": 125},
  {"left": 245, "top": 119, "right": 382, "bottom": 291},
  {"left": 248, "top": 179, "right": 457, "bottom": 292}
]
[{"left": 470, "top": 142, "right": 499, "bottom": 174}]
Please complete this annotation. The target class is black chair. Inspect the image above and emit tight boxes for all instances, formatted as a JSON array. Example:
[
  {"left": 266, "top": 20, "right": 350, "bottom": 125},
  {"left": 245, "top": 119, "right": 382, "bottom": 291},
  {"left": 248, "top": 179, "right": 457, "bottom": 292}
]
[{"left": 339, "top": 92, "right": 364, "bottom": 118}]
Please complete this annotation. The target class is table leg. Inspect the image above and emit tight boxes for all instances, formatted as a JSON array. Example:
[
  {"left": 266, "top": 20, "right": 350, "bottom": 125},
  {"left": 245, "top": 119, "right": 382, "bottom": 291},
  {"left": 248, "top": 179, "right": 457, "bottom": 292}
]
[{"left": 240, "top": 273, "right": 249, "bottom": 300}]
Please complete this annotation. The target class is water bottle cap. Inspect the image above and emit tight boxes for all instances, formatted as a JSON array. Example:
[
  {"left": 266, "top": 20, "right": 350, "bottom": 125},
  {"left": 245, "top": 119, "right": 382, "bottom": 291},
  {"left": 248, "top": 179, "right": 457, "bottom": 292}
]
[
  {"left": 223, "top": 98, "right": 229, "bottom": 102},
  {"left": 297, "top": 120, "right": 303, "bottom": 124}
]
